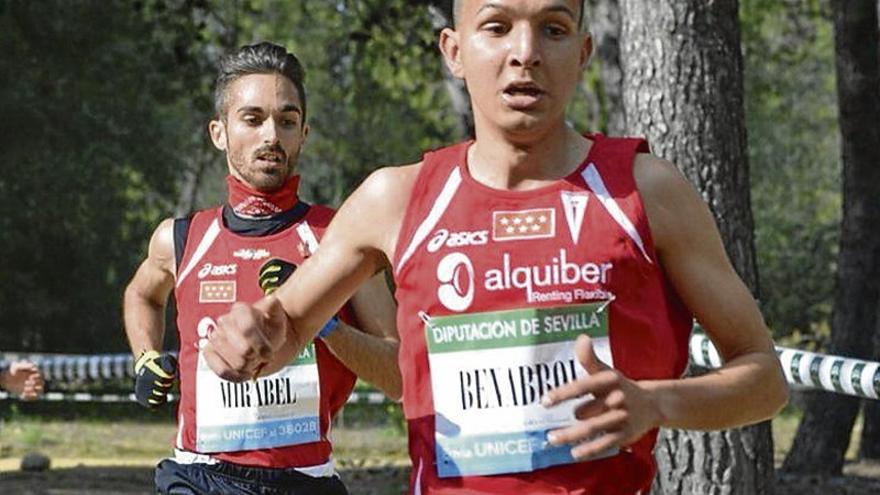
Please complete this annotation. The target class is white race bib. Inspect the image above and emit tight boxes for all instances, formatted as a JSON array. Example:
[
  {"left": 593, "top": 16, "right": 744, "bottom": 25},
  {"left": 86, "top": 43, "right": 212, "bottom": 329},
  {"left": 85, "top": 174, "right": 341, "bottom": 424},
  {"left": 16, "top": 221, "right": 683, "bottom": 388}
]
[
  {"left": 195, "top": 344, "right": 321, "bottom": 452},
  {"left": 425, "top": 303, "right": 614, "bottom": 477}
]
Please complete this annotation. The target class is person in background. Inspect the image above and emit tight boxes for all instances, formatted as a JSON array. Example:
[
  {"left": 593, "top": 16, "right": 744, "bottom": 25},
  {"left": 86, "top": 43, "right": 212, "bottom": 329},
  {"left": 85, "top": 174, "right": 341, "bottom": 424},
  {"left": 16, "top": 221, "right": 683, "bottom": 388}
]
[
  {"left": 0, "top": 361, "right": 44, "bottom": 400},
  {"left": 123, "top": 42, "right": 400, "bottom": 495}
]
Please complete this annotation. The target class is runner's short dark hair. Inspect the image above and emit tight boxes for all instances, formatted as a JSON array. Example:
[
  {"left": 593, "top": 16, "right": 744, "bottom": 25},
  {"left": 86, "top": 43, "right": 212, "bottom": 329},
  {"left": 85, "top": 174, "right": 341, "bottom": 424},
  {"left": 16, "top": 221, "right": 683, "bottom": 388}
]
[
  {"left": 214, "top": 42, "right": 307, "bottom": 122},
  {"left": 452, "top": 0, "right": 587, "bottom": 31}
]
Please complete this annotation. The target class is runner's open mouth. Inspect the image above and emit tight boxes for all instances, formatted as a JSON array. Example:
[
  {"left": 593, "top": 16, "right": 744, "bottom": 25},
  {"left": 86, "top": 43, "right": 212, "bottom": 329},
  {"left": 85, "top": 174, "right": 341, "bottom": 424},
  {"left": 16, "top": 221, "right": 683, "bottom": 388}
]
[
  {"left": 256, "top": 152, "right": 285, "bottom": 163},
  {"left": 504, "top": 83, "right": 545, "bottom": 97}
]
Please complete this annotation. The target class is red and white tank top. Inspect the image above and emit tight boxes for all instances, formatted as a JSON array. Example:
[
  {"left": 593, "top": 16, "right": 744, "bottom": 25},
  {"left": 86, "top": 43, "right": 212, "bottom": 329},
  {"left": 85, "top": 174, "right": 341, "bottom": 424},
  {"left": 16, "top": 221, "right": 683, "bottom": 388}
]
[
  {"left": 173, "top": 205, "right": 356, "bottom": 468},
  {"left": 393, "top": 135, "right": 693, "bottom": 494}
]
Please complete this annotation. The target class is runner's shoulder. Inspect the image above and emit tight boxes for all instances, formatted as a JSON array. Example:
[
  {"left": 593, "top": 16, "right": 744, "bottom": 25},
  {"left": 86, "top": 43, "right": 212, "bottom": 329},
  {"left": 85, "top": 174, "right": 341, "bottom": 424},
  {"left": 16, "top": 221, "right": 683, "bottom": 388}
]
[
  {"left": 632, "top": 152, "right": 687, "bottom": 197},
  {"left": 147, "top": 218, "right": 176, "bottom": 274},
  {"left": 355, "top": 162, "right": 423, "bottom": 211},
  {"left": 633, "top": 153, "right": 712, "bottom": 254}
]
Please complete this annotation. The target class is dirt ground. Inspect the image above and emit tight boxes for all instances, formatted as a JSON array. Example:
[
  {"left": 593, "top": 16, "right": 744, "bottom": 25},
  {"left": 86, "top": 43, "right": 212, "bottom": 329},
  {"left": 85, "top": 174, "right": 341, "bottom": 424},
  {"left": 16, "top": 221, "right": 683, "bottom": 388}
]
[
  {"left": 2, "top": 462, "right": 880, "bottom": 495},
  {"left": 0, "top": 464, "right": 408, "bottom": 495}
]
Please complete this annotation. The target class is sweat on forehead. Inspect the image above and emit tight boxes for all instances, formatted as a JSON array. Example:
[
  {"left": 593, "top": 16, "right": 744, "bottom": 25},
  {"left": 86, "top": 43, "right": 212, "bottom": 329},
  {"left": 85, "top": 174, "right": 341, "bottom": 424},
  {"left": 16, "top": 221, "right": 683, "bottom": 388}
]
[{"left": 452, "top": 0, "right": 587, "bottom": 29}]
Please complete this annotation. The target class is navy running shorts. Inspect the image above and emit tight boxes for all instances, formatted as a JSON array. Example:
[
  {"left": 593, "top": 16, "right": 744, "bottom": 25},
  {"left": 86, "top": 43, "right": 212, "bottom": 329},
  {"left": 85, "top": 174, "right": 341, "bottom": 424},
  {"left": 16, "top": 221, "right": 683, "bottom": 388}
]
[{"left": 155, "top": 458, "right": 349, "bottom": 495}]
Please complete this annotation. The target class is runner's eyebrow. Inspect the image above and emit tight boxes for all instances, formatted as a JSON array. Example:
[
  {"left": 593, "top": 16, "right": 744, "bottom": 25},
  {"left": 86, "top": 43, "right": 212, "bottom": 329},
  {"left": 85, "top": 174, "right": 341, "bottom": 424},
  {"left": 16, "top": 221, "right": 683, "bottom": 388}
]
[
  {"left": 545, "top": 5, "right": 577, "bottom": 21},
  {"left": 236, "top": 106, "right": 266, "bottom": 115},
  {"left": 476, "top": 2, "right": 577, "bottom": 21},
  {"left": 279, "top": 104, "right": 302, "bottom": 115},
  {"left": 235, "top": 105, "right": 301, "bottom": 115}
]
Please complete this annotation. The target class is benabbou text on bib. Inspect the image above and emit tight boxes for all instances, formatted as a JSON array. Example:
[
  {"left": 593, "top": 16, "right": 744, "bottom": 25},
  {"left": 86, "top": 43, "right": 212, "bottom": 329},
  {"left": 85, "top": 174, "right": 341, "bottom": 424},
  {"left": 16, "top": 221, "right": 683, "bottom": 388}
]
[{"left": 425, "top": 302, "right": 616, "bottom": 477}]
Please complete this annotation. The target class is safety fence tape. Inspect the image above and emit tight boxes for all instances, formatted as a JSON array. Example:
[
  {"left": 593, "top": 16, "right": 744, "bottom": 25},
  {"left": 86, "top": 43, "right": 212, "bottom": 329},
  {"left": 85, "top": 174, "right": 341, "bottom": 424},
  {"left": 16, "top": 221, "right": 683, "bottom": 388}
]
[
  {"left": 689, "top": 333, "right": 880, "bottom": 400},
  {"left": 0, "top": 353, "right": 137, "bottom": 382},
  {"left": 0, "top": 390, "right": 388, "bottom": 405},
  {"left": 3, "top": 334, "right": 879, "bottom": 401}
]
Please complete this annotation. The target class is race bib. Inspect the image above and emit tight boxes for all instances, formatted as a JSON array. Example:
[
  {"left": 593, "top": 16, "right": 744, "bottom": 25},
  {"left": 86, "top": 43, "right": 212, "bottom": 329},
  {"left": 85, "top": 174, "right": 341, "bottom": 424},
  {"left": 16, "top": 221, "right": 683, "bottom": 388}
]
[
  {"left": 425, "top": 302, "right": 614, "bottom": 477},
  {"left": 195, "top": 344, "right": 321, "bottom": 452}
]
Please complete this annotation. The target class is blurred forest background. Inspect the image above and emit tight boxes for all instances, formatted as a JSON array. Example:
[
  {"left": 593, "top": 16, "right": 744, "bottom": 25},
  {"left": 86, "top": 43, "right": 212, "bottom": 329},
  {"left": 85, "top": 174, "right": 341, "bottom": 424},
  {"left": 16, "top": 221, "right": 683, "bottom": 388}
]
[
  {"left": 0, "top": 0, "right": 844, "bottom": 353},
  {"left": 2, "top": 0, "right": 880, "bottom": 492}
]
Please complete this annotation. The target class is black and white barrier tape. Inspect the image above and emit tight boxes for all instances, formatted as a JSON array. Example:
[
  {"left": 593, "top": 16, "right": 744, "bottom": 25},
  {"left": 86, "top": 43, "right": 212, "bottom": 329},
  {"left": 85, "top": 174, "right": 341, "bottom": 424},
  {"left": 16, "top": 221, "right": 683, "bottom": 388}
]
[
  {"left": 689, "top": 333, "right": 880, "bottom": 400},
  {"left": 0, "top": 390, "right": 388, "bottom": 405},
  {"left": 4, "top": 335, "right": 880, "bottom": 401},
  {"left": 0, "top": 353, "right": 137, "bottom": 382}
]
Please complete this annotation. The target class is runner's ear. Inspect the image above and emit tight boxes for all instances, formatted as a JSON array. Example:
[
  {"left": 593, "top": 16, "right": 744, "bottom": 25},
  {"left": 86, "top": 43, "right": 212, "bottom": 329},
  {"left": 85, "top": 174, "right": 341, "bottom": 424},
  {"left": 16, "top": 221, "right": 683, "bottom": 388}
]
[
  {"left": 579, "top": 32, "right": 593, "bottom": 68},
  {"left": 438, "top": 27, "right": 464, "bottom": 79},
  {"left": 208, "top": 119, "right": 227, "bottom": 151},
  {"left": 575, "top": 334, "right": 608, "bottom": 374}
]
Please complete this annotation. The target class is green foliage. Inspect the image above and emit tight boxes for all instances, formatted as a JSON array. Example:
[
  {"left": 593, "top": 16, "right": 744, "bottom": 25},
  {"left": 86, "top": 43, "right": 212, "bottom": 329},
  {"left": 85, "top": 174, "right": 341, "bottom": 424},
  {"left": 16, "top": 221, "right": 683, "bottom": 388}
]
[
  {"left": 0, "top": 0, "right": 844, "bottom": 356},
  {"left": 383, "top": 401, "right": 407, "bottom": 435},
  {"left": 741, "top": 0, "right": 840, "bottom": 343},
  {"left": 20, "top": 422, "right": 44, "bottom": 448},
  {"left": 0, "top": 1, "right": 208, "bottom": 351},
  {"left": 238, "top": 0, "right": 459, "bottom": 205},
  {"left": 574, "top": 64, "right": 606, "bottom": 133},
  {"left": 0, "top": 1, "right": 460, "bottom": 352}
]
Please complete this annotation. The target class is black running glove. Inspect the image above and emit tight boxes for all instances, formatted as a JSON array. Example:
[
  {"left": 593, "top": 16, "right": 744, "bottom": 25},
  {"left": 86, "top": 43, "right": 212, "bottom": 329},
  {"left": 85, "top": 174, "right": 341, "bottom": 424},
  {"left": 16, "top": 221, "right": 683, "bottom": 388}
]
[{"left": 134, "top": 351, "right": 177, "bottom": 409}]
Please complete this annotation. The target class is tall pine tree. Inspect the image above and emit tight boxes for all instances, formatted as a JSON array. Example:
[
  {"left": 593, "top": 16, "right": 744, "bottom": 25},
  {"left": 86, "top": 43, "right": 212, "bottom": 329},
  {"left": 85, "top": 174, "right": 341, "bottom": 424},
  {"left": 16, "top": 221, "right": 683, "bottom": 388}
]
[{"left": 620, "top": 1, "right": 775, "bottom": 492}]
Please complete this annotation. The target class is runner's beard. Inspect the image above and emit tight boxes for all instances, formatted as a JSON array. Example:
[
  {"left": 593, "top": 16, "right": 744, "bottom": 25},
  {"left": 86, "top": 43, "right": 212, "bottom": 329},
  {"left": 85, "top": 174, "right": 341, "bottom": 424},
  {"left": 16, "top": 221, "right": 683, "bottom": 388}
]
[{"left": 229, "top": 151, "right": 297, "bottom": 192}]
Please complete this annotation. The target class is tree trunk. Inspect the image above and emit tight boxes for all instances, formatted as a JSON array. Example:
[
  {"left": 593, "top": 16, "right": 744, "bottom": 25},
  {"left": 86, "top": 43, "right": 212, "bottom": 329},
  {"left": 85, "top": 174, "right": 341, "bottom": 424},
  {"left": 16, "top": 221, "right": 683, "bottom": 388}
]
[
  {"left": 782, "top": 0, "right": 880, "bottom": 475},
  {"left": 861, "top": 357, "right": 880, "bottom": 459},
  {"left": 861, "top": 36, "right": 880, "bottom": 452},
  {"left": 861, "top": 302, "right": 880, "bottom": 460},
  {"left": 863, "top": 404, "right": 880, "bottom": 458},
  {"left": 588, "top": 0, "right": 626, "bottom": 135},
  {"left": 619, "top": 1, "right": 774, "bottom": 493},
  {"left": 174, "top": 150, "right": 208, "bottom": 218}
]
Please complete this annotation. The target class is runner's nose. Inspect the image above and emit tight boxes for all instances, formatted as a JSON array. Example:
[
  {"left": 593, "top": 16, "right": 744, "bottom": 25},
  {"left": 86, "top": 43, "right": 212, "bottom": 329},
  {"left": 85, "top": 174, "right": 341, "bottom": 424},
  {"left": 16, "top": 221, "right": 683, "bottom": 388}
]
[
  {"left": 509, "top": 25, "right": 542, "bottom": 69},
  {"left": 261, "top": 118, "right": 280, "bottom": 145}
]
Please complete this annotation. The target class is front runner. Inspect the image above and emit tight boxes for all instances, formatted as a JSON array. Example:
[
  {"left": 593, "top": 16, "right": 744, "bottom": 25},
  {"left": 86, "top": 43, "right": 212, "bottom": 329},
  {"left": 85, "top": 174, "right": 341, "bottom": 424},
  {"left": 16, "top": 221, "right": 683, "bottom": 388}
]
[
  {"left": 203, "top": 2, "right": 789, "bottom": 494},
  {"left": 123, "top": 42, "right": 399, "bottom": 494}
]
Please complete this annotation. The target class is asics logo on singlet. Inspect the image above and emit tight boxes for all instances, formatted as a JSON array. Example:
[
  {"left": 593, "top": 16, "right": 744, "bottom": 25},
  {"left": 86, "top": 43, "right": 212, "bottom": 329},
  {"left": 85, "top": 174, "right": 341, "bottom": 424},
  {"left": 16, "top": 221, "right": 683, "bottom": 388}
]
[
  {"left": 427, "top": 229, "right": 489, "bottom": 253},
  {"left": 437, "top": 253, "right": 475, "bottom": 312},
  {"left": 198, "top": 263, "right": 237, "bottom": 279}
]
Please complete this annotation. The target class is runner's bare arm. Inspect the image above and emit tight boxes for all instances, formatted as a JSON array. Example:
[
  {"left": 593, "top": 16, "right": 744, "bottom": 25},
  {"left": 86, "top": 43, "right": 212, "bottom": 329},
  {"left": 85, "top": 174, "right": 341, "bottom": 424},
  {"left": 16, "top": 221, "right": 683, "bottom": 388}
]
[
  {"left": 634, "top": 154, "right": 788, "bottom": 427},
  {"left": 205, "top": 164, "right": 419, "bottom": 382},
  {"left": 544, "top": 155, "right": 788, "bottom": 458},
  {"left": 123, "top": 218, "right": 176, "bottom": 358},
  {"left": 323, "top": 272, "right": 402, "bottom": 400}
]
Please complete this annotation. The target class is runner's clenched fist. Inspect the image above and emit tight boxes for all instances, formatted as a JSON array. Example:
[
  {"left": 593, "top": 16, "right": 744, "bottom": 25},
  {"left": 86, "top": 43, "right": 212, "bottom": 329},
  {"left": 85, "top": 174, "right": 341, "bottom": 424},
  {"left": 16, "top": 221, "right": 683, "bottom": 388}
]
[{"left": 202, "top": 296, "right": 289, "bottom": 382}]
